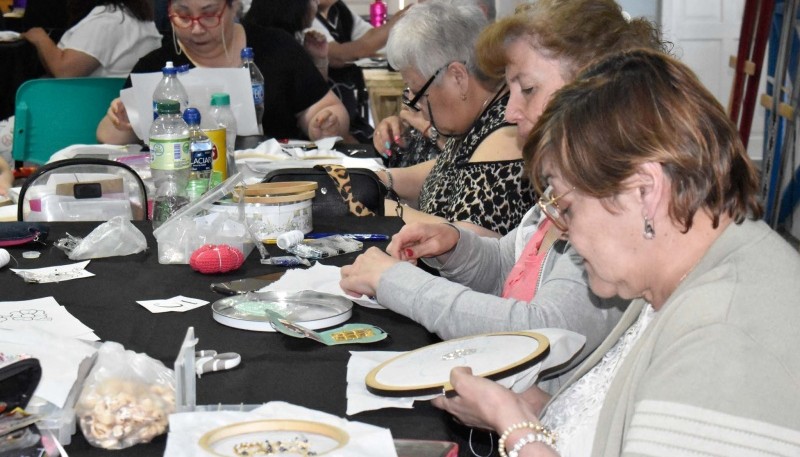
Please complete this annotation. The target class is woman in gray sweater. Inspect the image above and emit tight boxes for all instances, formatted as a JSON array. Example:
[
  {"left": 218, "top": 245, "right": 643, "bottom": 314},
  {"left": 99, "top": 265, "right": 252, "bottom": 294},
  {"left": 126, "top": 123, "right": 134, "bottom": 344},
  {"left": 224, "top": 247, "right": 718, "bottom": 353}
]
[{"left": 340, "top": 0, "right": 664, "bottom": 390}]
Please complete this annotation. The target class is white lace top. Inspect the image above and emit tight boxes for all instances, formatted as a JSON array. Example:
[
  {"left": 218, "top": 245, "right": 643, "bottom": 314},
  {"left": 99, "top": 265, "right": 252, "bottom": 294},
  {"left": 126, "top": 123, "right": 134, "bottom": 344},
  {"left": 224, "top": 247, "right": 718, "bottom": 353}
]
[{"left": 541, "top": 304, "right": 655, "bottom": 457}]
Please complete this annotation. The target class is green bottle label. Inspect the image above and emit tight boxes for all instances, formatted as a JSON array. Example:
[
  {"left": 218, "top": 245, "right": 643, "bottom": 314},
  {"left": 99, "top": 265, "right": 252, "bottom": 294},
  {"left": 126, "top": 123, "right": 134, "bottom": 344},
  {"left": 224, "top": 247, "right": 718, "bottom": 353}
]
[{"left": 150, "top": 137, "right": 190, "bottom": 170}]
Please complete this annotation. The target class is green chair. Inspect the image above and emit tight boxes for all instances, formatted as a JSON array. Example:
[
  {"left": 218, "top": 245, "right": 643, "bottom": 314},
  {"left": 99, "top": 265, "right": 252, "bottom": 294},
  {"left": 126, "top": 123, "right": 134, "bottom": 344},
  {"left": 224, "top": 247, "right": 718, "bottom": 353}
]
[{"left": 12, "top": 77, "right": 126, "bottom": 165}]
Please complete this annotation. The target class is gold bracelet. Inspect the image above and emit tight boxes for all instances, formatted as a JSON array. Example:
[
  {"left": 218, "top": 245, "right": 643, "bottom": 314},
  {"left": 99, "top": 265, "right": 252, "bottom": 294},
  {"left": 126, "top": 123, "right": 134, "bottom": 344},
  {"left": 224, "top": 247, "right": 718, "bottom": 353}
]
[{"left": 498, "top": 421, "right": 557, "bottom": 457}]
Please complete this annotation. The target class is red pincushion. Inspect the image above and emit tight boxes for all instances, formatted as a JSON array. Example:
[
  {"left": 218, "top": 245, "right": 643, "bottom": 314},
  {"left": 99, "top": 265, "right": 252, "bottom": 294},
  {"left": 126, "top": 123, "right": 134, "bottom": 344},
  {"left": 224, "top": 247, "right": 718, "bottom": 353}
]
[{"left": 189, "top": 244, "right": 245, "bottom": 274}]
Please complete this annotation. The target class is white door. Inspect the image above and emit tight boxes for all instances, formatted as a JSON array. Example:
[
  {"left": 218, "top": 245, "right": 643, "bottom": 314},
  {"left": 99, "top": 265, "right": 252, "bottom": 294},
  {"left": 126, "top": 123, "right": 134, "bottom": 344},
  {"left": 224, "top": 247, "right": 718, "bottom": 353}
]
[{"left": 661, "top": 0, "right": 766, "bottom": 160}]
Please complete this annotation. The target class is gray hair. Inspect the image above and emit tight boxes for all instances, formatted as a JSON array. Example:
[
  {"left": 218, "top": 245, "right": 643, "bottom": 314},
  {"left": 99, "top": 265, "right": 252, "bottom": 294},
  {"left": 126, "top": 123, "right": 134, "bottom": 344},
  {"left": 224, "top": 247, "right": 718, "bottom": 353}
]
[{"left": 386, "top": 0, "right": 490, "bottom": 83}]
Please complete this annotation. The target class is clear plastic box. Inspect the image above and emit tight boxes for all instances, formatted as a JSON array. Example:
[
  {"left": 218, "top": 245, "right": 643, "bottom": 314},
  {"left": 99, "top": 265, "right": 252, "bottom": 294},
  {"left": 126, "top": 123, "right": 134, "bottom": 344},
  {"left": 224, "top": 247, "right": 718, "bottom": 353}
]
[{"left": 153, "top": 173, "right": 254, "bottom": 264}]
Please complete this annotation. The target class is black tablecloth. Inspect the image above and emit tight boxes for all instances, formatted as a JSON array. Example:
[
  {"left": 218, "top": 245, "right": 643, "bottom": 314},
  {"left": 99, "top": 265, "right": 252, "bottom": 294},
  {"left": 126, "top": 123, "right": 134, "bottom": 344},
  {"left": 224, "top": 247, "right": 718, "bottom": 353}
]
[{"left": 0, "top": 217, "right": 489, "bottom": 456}]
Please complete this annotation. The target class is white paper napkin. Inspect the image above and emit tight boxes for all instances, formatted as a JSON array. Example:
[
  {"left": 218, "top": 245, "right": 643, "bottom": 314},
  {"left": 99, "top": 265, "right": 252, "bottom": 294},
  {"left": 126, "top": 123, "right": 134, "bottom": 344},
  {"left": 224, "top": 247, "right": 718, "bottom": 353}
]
[
  {"left": 259, "top": 262, "right": 383, "bottom": 309},
  {"left": 345, "top": 328, "right": 586, "bottom": 415},
  {"left": 165, "top": 401, "right": 397, "bottom": 457}
]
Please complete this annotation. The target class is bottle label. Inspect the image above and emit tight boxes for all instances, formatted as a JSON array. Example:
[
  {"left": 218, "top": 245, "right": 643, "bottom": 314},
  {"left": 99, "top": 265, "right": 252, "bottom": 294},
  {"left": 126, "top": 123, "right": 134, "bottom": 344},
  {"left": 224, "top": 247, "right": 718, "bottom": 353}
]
[
  {"left": 191, "top": 147, "right": 213, "bottom": 172},
  {"left": 252, "top": 83, "right": 265, "bottom": 105},
  {"left": 150, "top": 137, "right": 190, "bottom": 170}
]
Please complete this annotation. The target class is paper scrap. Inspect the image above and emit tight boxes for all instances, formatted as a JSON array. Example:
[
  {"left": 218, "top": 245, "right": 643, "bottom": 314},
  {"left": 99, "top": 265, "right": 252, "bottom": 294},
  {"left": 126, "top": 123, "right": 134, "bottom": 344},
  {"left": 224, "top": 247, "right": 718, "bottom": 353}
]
[
  {"left": 137, "top": 295, "right": 209, "bottom": 313},
  {"left": 11, "top": 260, "right": 94, "bottom": 283}
]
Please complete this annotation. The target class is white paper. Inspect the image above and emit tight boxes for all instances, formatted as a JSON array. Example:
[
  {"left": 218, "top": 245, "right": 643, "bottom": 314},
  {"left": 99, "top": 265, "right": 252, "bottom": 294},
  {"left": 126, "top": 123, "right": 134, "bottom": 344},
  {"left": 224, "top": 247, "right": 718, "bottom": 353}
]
[
  {"left": 0, "top": 327, "right": 97, "bottom": 408},
  {"left": 137, "top": 295, "right": 209, "bottom": 314},
  {"left": 128, "top": 67, "right": 258, "bottom": 142},
  {"left": 0, "top": 297, "right": 98, "bottom": 340},
  {"left": 345, "top": 328, "right": 586, "bottom": 415},
  {"left": 259, "top": 263, "right": 382, "bottom": 309},
  {"left": 11, "top": 260, "right": 94, "bottom": 284},
  {"left": 165, "top": 401, "right": 397, "bottom": 457}
]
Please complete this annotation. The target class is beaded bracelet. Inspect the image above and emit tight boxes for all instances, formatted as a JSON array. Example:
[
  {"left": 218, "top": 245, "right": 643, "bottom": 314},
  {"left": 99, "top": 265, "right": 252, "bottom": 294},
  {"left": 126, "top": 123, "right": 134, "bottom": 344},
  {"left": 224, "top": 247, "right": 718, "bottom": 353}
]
[{"left": 498, "top": 422, "right": 557, "bottom": 457}]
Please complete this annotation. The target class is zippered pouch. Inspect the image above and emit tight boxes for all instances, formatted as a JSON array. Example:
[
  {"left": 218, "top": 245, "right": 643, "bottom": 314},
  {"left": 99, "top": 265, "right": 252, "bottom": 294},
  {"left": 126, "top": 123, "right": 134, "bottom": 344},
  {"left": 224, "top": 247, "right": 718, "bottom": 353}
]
[{"left": 0, "top": 222, "right": 49, "bottom": 247}]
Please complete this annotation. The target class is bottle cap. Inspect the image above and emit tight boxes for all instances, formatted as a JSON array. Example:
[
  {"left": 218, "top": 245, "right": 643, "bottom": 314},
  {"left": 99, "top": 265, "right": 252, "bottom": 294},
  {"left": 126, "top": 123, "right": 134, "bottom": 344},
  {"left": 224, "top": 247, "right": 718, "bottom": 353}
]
[
  {"left": 183, "top": 107, "right": 201, "bottom": 125},
  {"left": 276, "top": 230, "right": 305, "bottom": 250},
  {"left": 162, "top": 61, "right": 178, "bottom": 75},
  {"left": 155, "top": 99, "right": 181, "bottom": 114},
  {"left": 241, "top": 47, "right": 254, "bottom": 59},
  {"left": 210, "top": 93, "right": 231, "bottom": 106}
]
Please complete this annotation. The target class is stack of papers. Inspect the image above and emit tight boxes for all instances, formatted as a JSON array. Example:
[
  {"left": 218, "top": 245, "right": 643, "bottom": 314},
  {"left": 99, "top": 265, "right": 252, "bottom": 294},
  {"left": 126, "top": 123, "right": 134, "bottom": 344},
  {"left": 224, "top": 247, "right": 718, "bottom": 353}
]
[{"left": 0, "top": 297, "right": 99, "bottom": 341}]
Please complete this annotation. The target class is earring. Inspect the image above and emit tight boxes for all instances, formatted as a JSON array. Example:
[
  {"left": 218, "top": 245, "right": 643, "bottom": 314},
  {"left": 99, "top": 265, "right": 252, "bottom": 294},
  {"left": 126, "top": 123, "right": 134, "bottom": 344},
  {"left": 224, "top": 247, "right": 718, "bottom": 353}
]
[
  {"left": 643, "top": 217, "right": 655, "bottom": 240},
  {"left": 460, "top": 93, "right": 467, "bottom": 101}
]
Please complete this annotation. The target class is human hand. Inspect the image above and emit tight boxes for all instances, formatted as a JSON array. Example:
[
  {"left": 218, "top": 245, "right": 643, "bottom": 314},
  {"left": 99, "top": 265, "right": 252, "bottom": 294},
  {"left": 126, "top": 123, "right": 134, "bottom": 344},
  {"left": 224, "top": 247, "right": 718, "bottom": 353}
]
[
  {"left": 431, "top": 367, "right": 534, "bottom": 431},
  {"left": 106, "top": 98, "right": 132, "bottom": 132},
  {"left": 340, "top": 246, "right": 400, "bottom": 298},
  {"left": 372, "top": 115, "right": 404, "bottom": 155},
  {"left": 309, "top": 107, "right": 340, "bottom": 139},
  {"left": 386, "top": 222, "right": 460, "bottom": 261},
  {"left": 399, "top": 108, "right": 430, "bottom": 134},
  {"left": 302, "top": 30, "right": 329, "bottom": 61},
  {"left": 21, "top": 27, "right": 49, "bottom": 45}
]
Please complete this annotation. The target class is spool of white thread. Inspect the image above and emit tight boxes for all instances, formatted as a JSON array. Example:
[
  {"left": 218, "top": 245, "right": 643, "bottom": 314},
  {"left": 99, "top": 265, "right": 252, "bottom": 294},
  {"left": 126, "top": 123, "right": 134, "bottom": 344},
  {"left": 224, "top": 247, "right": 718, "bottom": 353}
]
[
  {"left": 276, "top": 230, "right": 304, "bottom": 250},
  {"left": 0, "top": 248, "right": 9, "bottom": 268}
]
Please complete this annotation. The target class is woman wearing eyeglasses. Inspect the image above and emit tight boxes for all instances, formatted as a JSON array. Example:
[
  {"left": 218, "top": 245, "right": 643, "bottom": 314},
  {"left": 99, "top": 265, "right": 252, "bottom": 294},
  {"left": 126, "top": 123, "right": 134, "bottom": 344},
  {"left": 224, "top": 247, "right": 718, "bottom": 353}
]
[
  {"left": 22, "top": 0, "right": 162, "bottom": 77},
  {"left": 342, "top": 0, "right": 665, "bottom": 393},
  {"left": 431, "top": 48, "right": 800, "bottom": 457},
  {"left": 371, "top": 0, "right": 530, "bottom": 237},
  {"left": 96, "top": 0, "right": 349, "bottom": 144}
]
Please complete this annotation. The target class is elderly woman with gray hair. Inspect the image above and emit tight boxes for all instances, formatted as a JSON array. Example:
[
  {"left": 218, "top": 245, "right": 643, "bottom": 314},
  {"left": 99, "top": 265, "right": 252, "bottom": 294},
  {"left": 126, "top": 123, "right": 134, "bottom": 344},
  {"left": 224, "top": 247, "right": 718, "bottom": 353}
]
[{"left": 374, "top": 0, "right": 534, "bottom": 237}]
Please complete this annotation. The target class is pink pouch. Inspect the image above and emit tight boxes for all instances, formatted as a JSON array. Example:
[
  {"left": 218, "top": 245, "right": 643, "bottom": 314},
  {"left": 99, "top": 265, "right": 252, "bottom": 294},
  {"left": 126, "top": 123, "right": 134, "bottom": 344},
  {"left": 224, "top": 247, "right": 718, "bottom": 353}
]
[{"left": 0, "top": 222, "right": 49, "bottom": 247}]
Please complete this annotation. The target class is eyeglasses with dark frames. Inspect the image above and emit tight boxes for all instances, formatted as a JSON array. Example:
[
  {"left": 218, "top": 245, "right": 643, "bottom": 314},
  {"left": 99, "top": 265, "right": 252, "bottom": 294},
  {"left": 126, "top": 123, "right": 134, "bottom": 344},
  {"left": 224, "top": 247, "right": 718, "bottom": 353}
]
[
  {"left": 168, "top": 4, "right": 226, "bottom": 29},
  {"left": 538, "top": 185, "right": 574, "bottom": 232},
  {"left": 402, "top": 61, "right": 458, "bottom": 112}
]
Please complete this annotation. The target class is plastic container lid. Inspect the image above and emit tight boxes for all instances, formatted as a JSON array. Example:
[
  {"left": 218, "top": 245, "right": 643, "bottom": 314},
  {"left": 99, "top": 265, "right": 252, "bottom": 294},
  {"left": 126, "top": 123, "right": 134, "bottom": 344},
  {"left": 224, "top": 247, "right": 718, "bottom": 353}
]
[
  {"left": 156, "top": 99, "right": 181, "bottom": 114},
  {"left": 183, "top": 107, "right": 201, "bottom": 125},
  {"left": 241, "top": 47, "right": 254, "bottom": 59},
  {"left": 210, "top": 93, "right": 231, "bottom": 106}
]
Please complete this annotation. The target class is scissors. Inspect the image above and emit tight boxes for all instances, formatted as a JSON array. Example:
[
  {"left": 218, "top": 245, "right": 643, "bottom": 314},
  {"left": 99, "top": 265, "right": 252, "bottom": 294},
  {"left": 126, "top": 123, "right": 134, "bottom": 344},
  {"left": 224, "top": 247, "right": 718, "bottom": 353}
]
[{"left": 195, "top": 350, "right": 241, "bottom": 377}]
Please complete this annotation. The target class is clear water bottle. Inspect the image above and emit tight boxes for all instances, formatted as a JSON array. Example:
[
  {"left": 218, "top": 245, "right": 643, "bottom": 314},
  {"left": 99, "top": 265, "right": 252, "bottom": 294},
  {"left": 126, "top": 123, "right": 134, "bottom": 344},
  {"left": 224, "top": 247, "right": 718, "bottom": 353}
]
[
  {"left": 152, "top": 61, "right": 189, "bottom": 120},
  {"left": 183, "top": 108, "right": 213, "bottom": 202},
  {"left": 208, "top": 92, "right": 238, "bottom": 176},
  {"left": 370, "top": 0, "right": 387, "bottom": 27},
  {"left": 241, "top": 47, "right": 265, "bottom": 135},
  {"left": 149, "top": 99, "right": 190, "bottom": 229}
]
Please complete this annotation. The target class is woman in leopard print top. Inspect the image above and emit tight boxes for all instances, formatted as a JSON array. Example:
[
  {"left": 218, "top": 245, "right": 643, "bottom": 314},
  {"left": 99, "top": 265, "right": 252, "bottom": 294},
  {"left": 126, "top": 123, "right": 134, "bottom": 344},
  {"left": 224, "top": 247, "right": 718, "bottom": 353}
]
[
  {"left": 373, "top": 1, "right": 534, "bottom": 237},
  {"left": 417, "top": 91, "right": 533, "bottom": 235}
]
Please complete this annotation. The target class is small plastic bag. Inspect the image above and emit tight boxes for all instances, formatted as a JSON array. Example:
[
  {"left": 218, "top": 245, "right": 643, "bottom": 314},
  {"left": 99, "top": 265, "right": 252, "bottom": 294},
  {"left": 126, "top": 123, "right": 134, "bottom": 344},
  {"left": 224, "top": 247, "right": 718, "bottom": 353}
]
[
  {"left": 284, "top": 235, "right": 362, "bottom": 259},
  {"left": 76, "top": 342, "right": 175, "bottom": 450},
  {"left": 56, "top": 216, "right": 147, "bottom": 260}
]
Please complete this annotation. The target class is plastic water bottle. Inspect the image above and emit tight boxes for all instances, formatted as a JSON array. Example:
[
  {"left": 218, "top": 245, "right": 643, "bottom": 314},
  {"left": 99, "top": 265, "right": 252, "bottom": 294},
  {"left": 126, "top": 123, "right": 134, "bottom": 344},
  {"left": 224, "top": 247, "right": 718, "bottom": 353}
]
[
  {"left": 149, "top": 99, "right": 190, "bottom": 228},
  {"left": 152, "top": 61, "right": 188, "bottom": 119},
  {"left": 370, "top": 0, "right": 387, "bottom": 27},
  {"left": 241, "top": 47, "right": 265, "bottom": 135},
  {"left": 183, "top": 108, "right": 213, "bottom": 202},
  {"left": 208, "top": 92, "right": 238, "bottom": 176}
]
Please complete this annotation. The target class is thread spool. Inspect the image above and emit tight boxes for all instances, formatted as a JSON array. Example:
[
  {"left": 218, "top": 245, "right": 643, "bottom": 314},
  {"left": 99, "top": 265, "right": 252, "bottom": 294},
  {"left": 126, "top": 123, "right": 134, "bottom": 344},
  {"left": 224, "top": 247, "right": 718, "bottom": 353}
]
[
  {"left": 0, "top": 249, "right": 9, "bottom": 268},
  {"left": 276, "top": 230, "right": 304, "bottom": 250}
]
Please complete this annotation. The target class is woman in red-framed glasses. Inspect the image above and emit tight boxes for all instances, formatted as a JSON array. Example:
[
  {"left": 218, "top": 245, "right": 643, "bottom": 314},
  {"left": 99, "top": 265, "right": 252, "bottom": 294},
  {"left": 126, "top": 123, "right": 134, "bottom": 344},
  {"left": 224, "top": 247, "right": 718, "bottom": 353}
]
[{"left": 97, "top": 0, "right": 350, "bottom": 145}]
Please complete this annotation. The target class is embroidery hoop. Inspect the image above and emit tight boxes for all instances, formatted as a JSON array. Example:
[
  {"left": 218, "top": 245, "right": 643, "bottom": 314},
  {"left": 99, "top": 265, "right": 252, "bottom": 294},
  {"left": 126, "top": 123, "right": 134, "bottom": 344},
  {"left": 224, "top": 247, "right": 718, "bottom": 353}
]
[
  {"left": 198, "top": 419, "right": 349, "bottom": 456},
  {"left": 211, "top": 291, "right": 353, "bottom": 332},
  {"left": 366, "top": 331, "right": 549, "bottom": 397}
]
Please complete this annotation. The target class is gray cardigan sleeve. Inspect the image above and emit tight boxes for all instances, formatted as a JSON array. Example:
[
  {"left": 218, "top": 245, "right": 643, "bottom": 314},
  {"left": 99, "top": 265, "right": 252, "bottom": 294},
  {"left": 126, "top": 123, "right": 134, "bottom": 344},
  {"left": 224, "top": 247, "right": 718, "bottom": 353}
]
[{"left": 376, "top": 229, "right": 624, "bottom": 357}]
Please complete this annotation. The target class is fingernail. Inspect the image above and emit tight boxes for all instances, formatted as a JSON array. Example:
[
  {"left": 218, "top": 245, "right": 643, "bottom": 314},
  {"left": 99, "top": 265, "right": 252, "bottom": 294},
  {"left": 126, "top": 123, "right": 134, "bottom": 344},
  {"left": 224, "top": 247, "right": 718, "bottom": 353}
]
[
  {"left": 394, "top": 136, "right": 401, "bottom": 143},
  {"left": 384, "top": 141, "right": 391, "bottom": 149},
  {"left": 385, "top": 149, "right": 392, "bottom": 157},
  {"left": 404, "top": 248, "right": 414, "bottom": 258}
]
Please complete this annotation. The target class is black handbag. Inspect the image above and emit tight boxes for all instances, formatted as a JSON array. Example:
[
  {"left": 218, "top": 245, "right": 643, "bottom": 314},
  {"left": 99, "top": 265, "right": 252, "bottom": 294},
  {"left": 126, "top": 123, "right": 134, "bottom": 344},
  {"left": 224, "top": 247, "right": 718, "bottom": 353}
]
[{"left": 262, "top": 165, "right": 386, "bottom": 218}]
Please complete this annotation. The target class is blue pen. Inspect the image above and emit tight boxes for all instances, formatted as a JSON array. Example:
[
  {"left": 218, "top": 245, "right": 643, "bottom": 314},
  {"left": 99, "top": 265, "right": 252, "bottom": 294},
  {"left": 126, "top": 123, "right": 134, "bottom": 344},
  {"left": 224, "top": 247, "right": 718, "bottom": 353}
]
[{"left": 306, "top": 233, "right": 390, "bottom": 241}]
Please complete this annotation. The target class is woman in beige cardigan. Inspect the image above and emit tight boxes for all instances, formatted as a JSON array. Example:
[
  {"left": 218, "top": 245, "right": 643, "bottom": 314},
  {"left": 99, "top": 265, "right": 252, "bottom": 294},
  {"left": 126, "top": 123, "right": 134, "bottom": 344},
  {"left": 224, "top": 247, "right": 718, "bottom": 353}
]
[{"left": 433, "top": 50, "right": 800, "bottom": 457}]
